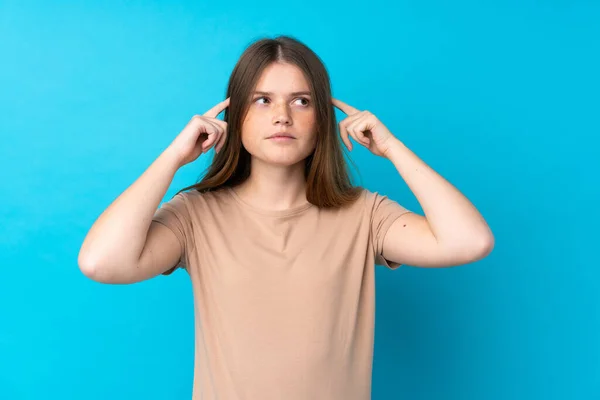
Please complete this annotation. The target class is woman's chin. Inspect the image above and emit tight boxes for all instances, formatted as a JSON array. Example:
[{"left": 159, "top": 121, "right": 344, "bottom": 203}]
[{"left": 254, "top": 153, "right": 308, "bottom": 168}]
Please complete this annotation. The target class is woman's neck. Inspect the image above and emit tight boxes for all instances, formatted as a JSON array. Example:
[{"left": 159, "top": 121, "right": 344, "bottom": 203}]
[{"left": 233, "top": 159, "right": 308, "bottom": 211}]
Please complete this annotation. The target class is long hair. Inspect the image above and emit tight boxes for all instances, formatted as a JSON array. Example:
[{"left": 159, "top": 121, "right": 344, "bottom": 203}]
[{"left": 178, "top": 35, "right": 363, "bottom": 208}]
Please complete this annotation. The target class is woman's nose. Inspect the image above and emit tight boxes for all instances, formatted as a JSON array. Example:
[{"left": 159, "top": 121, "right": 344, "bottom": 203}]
[{"left": 272, "top": 104, "right": 292, "bottom": 125}]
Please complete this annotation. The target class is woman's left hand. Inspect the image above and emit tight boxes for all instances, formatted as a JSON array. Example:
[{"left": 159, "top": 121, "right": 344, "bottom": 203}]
[{"left": 332, "top": 98, "right": 398, "bottom": 158}]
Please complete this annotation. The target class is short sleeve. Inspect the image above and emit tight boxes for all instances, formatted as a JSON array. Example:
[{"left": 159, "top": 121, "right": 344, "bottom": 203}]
[
  {"left": 152, "top": 191, "right": 192, "bottom": 274},
  {"left": 369, "top": 191, "right": 412, "bottom": 269}
]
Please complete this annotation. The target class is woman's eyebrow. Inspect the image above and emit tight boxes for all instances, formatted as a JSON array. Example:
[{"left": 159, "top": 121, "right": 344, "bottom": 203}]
[{"left": 253, "top": 91, "right": 312, "bottom": 96}]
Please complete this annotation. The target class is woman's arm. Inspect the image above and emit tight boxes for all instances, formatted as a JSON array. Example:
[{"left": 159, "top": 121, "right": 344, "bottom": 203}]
[
  {"left": 78, "top": 148, "right": 183, "bottom": 283},
  {"left": 332, "top": 98, "right": 494, "bottom": 268},
  {"left": 78, "top": 98, "right": 230, "bottom": 283},
  {"left": 381, "top": 139, "right": 495, "bottom": 267}
]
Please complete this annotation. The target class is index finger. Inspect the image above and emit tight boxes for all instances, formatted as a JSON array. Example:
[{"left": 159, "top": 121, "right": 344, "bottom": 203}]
[
  {"left": 203, "top": 97, "right": 230, "bottom": 118},
  {"left": 332, "top": 98, "right": 360, "bottom": 115}
]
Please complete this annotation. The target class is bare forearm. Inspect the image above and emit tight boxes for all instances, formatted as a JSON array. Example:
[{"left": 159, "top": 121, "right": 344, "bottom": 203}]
[
  {"left": 78, "top": 148, "right": 182, "bottom": 274},
  {"left": 384, "top": 139, "right": 494, "bottom": 249}
]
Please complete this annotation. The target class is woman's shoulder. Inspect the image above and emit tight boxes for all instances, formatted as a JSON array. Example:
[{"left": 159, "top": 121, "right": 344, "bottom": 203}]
[
  {"left": 176, "top": 186, "right": 389, "bottom": 214},
  {"left": 359, "top": 187, "right": 397, "bottom": 202},
  {"left": 353, "top": 187, "right": 381, "bottom": 206},
  {"left": 177, "top": 187, "right": 228, "bottom": 201},
  {"left": 176, "top": 186, "right": 234, "bottom": 209},
  {"left": 355, "top": 187, "right": 407, "bottom": 215}
]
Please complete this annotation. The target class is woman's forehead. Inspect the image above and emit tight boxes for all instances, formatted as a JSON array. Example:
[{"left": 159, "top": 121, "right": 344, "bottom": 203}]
[
  {"left": 252, "top": 90, "right": 312, "bottom": 97},
  {"left": 254, "top": 63, "right": 311, "bottom": 92}
]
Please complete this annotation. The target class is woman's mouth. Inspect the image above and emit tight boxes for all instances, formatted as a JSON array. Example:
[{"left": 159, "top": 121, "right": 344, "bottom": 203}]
[
  {"left": 269, "top": 136, "right": 295, "bottom": 142},
  {"left": 268, "top": 132, "right": 296, "bottom": 141}
]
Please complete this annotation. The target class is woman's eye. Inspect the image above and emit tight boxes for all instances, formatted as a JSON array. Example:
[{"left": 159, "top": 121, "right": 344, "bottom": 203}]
[
  {"left": 254, "top": 96, "right": 310, "bottom": 106},
  {"left": 295, "top": 97, "right": 310, "bottom": 106}
]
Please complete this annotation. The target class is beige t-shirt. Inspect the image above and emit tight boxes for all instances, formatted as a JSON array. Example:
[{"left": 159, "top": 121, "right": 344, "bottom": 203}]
[{"left": 152, "top": 186, "right": 411, "bottom": 400}]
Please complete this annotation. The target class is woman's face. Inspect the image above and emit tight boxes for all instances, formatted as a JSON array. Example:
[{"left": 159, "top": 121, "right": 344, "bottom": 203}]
[{"left": 241, "top": 62, "right": 317, "bottom": 167}]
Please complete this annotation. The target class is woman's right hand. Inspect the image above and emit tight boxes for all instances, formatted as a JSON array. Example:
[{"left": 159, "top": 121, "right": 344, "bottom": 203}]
[{"left": 168, "top": 97, "right": 230, "bottom": 168}]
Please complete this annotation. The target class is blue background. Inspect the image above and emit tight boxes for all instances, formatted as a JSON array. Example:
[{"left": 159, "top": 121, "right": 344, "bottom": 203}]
[{"left": 1, "top": 1, "right": 598, "bottom": 399}]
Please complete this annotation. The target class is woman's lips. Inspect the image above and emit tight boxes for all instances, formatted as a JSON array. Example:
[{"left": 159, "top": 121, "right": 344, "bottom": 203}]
[{"left": 269, "top": 136, "right": 295, "bottom": 141}]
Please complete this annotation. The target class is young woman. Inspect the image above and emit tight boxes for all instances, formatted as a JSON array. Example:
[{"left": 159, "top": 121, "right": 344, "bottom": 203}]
[{"left": 78, "top": 35, "right": 494, "bottom": 399}]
